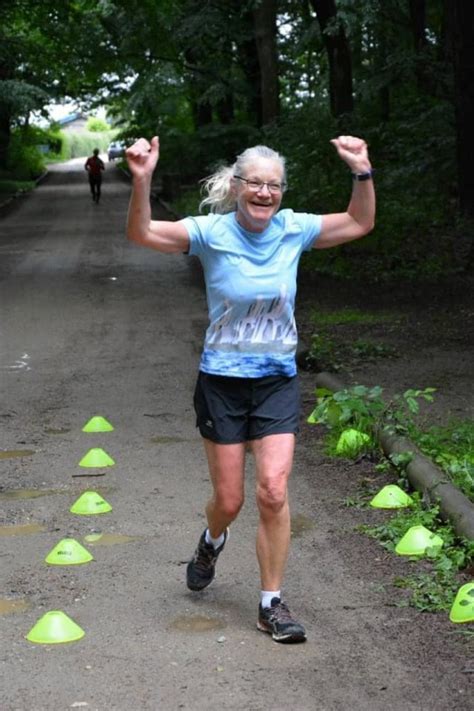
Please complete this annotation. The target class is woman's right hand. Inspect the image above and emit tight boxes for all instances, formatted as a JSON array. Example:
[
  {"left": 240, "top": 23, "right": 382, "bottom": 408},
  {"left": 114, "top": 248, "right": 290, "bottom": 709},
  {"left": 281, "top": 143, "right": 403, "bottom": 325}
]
[{"left": 125, "top": 136, "right": 159, "bottom": 180}]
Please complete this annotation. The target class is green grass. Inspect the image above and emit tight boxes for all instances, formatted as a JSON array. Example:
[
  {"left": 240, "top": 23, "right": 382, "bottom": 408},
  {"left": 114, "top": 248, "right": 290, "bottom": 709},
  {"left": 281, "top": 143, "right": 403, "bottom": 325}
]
[
  {"left": 411, "top": 420, "right": 474, "bottom": 502},
  {"left": 359, "top": 499, "right": 474, "bottom": 612},
  {"left": 0, "top": 179, "right": 35, "bottom": 196},
  {"left": 310, "top": 308, "right": 390, "bottom": 327}
]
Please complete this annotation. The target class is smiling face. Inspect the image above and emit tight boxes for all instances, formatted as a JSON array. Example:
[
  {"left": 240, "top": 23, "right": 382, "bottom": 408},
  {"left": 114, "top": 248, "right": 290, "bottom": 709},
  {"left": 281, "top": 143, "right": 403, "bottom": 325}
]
[{"left": 233, "top": 157, "right": 285, "bottom": 233}]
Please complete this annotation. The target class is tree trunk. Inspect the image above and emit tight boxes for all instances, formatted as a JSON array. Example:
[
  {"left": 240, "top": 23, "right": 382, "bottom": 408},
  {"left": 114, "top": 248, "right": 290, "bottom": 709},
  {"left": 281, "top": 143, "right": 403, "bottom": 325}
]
[
  {"left": 0, "top": 62, "right": 12, "bottom": 169},
  {"left": 252, "top": 0, "right": 279, "bottom": 125},
  {"left": 449, "top": 1, "right": 474, "bottom": 218},
  {"left": 236, "top": 30, "right": 262, "bottom": 126},
  {"left": 309, "top": 0, "right": 354, "bottom": 120},
  {"left": 0, "top": 108, "right": 11, "bottom": 170}
]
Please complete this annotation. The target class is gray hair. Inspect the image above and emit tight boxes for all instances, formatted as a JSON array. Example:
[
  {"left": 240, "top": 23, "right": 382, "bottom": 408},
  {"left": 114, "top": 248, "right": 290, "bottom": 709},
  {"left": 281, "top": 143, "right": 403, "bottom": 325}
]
[{"left": 199, "top": 145, "right": 286, "bottom": 214}]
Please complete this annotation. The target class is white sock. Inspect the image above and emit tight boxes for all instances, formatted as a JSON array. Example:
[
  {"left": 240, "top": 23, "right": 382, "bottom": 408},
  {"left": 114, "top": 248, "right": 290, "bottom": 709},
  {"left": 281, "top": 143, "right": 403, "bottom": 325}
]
[
  {"left": 205, "top": 529, "right": 225, "bottom": 549},
  {"left": 260, "top": 590, "right": 281, "bottom": 609}
]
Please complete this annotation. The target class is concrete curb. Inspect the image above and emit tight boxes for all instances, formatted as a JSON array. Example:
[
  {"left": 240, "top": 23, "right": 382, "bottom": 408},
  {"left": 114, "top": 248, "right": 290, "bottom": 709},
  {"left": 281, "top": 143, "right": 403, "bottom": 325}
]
[{"left": 314, "top": 371, "right": 474, "bottom": 541}]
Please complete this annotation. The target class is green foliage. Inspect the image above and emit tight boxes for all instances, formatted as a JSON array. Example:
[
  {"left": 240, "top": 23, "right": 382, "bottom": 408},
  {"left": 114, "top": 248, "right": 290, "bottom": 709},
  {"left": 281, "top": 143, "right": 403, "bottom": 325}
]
[
  {"left": 304, "top": 332, "right": 398, "bottom": 372},
  {"left": 359, "top": 499, "right": 474, "bottom": 612},
  {"left": 5, "top": 128, "right": 49, "bottom": 179},
  {"left": 0, "top": 179, "right": 34, "bottom": 195},
  {"left": 310, "top": 308, "right": 385, "bottom": 327},
  {"left": 309, "top": 385, "right": 436, "bottom": 447},
  {"left": 60, "top": 130, "right": 115, "bottom": 160},
  {"left": 0, "top": 0, "right": 470, "bottom": 279},
  {"left": 86, "top": 116, "right": 110, "bottom": 132},
  {"left": 412, "top": 420, "right": 474, "bottom": 502}
]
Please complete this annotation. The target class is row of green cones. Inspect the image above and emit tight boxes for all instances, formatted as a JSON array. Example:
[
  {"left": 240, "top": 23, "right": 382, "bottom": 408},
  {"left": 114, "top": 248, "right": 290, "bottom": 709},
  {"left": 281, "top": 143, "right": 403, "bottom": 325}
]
[{"left": 25, "top": 415, "right": 115, "bottom": 644}]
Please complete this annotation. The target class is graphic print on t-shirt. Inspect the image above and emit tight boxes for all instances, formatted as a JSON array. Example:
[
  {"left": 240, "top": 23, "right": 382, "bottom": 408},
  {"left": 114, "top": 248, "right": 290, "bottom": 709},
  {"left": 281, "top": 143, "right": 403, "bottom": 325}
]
[{"left": 206, "top": 285, "right": 296, "bottom": 354}]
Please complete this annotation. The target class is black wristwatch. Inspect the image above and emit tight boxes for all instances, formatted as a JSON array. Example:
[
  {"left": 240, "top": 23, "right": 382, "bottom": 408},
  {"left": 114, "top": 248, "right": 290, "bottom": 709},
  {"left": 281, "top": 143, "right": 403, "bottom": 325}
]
[{"left": 352, "top": 170, "right": 374, "bottom": 181}]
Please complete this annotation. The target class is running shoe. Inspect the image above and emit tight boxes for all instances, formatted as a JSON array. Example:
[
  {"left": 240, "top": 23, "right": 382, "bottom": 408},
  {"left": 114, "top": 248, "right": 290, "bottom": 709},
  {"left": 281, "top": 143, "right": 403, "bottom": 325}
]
[
  {"left": 186, "top": 528, "right": 228, "bottom": 591},
  {"left": 257, "top": 597, "right": 307, "bottom": 643}
]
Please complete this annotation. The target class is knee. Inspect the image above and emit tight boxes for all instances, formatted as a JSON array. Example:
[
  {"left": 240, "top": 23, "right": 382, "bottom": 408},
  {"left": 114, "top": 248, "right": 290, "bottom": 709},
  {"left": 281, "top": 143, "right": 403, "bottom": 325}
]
[
  {"left": 214, "top": 491, "right": 244, "bottom": 521},
  {"left": 256, "top": 479, "right": 288, "bottom": 515}
]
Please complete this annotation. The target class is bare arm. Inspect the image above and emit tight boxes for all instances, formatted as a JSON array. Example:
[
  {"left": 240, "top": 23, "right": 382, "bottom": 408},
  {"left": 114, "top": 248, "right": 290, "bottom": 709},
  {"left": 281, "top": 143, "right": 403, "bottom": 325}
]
[
  {"left": 316, "top": 136, "right": 375, "bottom": 249},
  {"left": 126, "top": 136, "right": 190, "bottom": 254}
]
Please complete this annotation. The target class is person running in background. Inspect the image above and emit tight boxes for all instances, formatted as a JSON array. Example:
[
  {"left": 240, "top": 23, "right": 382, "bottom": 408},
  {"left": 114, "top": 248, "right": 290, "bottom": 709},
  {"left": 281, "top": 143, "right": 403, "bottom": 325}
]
[
  {"left": 85, "top": 148, "right": 105, "bottom": 203},
  {"left": 125, "top": 134, "right": 375, "bottom": 644}
]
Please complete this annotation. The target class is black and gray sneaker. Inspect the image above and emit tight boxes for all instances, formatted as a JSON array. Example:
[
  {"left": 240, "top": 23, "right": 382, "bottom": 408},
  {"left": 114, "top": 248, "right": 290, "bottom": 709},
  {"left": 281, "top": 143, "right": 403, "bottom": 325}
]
[
  {"left": 257, "top": 597, "right": 307, "bottom": 643},
  {"left": 186, "top": 528, "right": 228, "bottom": 591}
]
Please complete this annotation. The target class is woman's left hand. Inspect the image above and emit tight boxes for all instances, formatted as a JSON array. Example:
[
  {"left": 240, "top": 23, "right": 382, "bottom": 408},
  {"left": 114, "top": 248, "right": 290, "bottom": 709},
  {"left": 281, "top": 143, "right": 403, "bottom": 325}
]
[{"left": 330, "top": 135, "right": 371, "bottom": 173}]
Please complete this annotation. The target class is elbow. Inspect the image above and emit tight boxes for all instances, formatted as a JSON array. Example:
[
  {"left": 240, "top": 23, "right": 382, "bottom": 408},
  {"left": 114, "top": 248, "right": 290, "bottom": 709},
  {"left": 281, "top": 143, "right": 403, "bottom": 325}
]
[
  {"left": 127, "top": 227, "right": 144, "bottom": 245},
  {"left": 356, "top": 215, "right": 375, "bottom": 238},
  {"left": 362, "top": 219, "right": 375, "bottom": 236}
]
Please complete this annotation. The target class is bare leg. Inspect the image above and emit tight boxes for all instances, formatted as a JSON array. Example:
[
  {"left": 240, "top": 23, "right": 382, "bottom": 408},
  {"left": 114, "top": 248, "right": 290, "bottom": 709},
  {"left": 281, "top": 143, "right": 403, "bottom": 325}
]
[
  {"left": 203, "top": 438, "right": 246, "bottom": 537},
  {"left": 251, "top": 434, "right": 295, "bottom": 591}
]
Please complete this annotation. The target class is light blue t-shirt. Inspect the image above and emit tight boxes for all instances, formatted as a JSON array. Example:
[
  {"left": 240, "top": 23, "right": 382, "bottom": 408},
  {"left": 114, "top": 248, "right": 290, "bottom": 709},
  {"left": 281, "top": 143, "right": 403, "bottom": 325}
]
[{"left": 181, "top": 209, "right": 321, "bottom": 377}]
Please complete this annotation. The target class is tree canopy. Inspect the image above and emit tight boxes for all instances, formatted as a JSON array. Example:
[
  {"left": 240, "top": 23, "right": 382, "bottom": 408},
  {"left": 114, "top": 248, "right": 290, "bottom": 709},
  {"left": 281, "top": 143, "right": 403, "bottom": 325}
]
[{"left": 1, "top": 0, "right": 472, "bottom": 277}]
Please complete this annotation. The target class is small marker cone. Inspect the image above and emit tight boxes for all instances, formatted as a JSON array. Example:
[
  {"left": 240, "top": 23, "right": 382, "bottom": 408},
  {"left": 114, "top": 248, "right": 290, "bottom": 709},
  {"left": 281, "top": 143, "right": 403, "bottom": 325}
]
[
  {"left": 395, "top": 525, "right": 444, "bottom": 556},
  {"left": 70, "top": 491, "right": 112, "bottom": 516},
  {"left": 26, "top": 610, "right": 85, "bottom": 644},
  {"left": 335, "top": 428, "right": 371, "bottom": 458},
  {"left": 370, "top": 485, "right": 414, "bottom": 509},
  {"left": 306, "top": 408, "right": 319, "bottom": 424},
  {"left": 82, "top": 416, "right": 114, "bottom": 433},
  {"left": 449, "top": 582, "right": 474, "bottom": 623},
  {"left": 78, "top": 447, "right": 115, "bottom": 468},
  {"left": 45, "top": 538, "right": 94, "bottom": 565}
]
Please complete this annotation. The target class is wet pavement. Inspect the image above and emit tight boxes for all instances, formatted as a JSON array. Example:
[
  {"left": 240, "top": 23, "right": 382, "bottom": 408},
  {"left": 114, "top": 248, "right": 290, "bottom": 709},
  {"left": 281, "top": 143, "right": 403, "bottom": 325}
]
[{"left": 0, "top": 159, "right": 472, "bottom": 711}]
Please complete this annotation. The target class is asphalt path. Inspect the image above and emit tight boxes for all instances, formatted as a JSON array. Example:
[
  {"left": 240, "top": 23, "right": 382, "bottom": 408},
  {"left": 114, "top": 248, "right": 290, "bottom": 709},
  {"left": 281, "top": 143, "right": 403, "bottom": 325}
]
[{"left": 0, "top": 160, "right": 471, "bottom": 710}]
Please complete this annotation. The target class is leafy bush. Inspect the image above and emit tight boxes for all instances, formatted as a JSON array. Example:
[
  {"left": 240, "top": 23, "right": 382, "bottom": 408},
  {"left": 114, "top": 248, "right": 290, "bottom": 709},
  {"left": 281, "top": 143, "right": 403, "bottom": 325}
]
[
  {"left": 86, "top": 116, "right": 111, "bottom": 132},
  {"left": 0, "top": 179, "right": 35, "bottom": 195},
  {"left": 6, "top": 130, "right": 47, "bottom": 179},
  {"left": 60, "top": 130, "right": 116, "bottom": 159}
]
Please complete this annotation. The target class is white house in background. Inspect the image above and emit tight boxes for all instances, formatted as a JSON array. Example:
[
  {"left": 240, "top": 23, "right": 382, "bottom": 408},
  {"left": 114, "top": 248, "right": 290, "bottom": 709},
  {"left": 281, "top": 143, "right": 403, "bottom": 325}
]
[{"left": 56, "top": 112, "right": 88, "bottom": 132}]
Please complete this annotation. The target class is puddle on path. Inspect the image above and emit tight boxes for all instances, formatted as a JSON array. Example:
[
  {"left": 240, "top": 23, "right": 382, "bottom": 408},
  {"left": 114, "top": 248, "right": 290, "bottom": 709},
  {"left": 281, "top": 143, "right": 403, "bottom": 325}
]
[
  {"left": 170, "top": 615, "right": 226, "bottom": 632},
  {"left": 0, "top": 488, "right": 60, "bottom": 501},
  {"left": 0, "top": 598, "right": 30, "bottom": 615},
  {"left": 44, "top": 427, "right": 71, "bottom": 435},
  {"left": 291, "top": 514, "right": 315, "bottom": 538},
  {"left": 150, "top": 436, "right": 189, "bottom": 444},
  {"left": 83, "top": 533, "right": 141, "bottom": 546},
  {"left": 0, "top": 450, "right": 35, "bottom": 460},
  {"left": 0, "top": 523, "right": 46, "bottom": 537}
]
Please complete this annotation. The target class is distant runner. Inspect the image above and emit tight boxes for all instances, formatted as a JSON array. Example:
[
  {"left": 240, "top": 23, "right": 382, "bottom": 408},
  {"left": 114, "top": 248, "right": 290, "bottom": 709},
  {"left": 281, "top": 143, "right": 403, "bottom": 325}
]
[{"left": 85, "top": 148, "right": 105, "bottom": 203}]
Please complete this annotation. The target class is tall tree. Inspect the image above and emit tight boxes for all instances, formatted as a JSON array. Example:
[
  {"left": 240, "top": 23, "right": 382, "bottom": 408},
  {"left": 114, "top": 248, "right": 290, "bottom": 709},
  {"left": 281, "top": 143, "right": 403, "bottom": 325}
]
[
  {"left": 252, "top": 0, "right": 280, "bottom": 125},
  {"left": 448, "top": 1, "right": 474, "bottom": 218},
  {"left": 0, "top": 0, "right": 119, "bottom": 170},
  {"left": 309, "top": 0, "right": 354, "bottom": 119}
]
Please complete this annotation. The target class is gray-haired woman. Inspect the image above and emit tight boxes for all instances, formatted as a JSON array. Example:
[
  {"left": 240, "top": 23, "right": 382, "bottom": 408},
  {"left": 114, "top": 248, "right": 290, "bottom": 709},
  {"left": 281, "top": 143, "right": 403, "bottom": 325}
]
[{"left": 126, "top": 135, "right": 375, "bottom": 643}]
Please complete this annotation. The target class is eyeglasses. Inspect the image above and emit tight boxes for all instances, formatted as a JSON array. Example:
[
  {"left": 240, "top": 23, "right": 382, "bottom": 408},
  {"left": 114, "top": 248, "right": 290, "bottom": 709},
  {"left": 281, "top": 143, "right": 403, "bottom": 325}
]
[{"left": 233, "top": 175, "right": 286, "bottom": 194}]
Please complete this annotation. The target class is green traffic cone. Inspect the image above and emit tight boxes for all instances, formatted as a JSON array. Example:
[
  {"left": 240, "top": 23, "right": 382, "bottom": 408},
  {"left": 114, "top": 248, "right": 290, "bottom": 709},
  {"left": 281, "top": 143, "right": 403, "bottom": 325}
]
[
  {"left": 78, "top": 448, "right": 115, "bottom": 468},
  {"left": 335, "top": 428, "right": 371, "bottom": 457},
  {"left": 449, "top": 582, "right": 474, "bottom": 623},
  {"left": 82, "top": 416, "right": 114, "bottom": 433},
  {"left": 395, "top": 525, "right": 444, "bottom": 556},
  {"left": 70, "top": 491, "right": 112, "bottom": 516},
  {"left": 45, "top": 538, "right": 94, "bottom": 565},
  {"left": 370, "top": 485, "right": 413, "bottom": 509},
  {"left": 26, "top": 610, "right": 85, "bottom": 644}
]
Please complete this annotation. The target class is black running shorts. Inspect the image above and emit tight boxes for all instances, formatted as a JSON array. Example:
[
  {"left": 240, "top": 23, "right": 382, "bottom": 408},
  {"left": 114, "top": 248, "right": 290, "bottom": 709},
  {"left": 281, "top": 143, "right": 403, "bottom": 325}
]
[{"left": 193, "top": 371, "right": 300, "bottom": 444}]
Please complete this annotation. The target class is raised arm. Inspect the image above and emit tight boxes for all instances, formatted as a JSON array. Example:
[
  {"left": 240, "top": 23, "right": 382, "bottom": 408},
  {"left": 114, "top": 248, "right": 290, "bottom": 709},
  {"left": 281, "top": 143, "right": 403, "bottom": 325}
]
[
  {"left": 316, "top": 136, "right": 375, "bottom": 249},
  {"left": 126, "top": 136, "right": 190, "bottom": 254}
]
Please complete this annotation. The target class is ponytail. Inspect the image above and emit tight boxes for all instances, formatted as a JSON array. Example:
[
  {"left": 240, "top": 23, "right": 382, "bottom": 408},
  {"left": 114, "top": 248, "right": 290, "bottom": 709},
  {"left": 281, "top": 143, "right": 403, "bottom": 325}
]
[{"left": 199, "top": 166, "right": 236, "bottom": 214}]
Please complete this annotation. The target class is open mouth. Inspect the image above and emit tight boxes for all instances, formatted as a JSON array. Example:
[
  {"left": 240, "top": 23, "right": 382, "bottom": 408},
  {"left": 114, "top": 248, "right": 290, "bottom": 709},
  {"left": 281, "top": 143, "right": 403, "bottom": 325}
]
[{"left": 250, "top": 200, "right": 272, "bottom": 207}]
